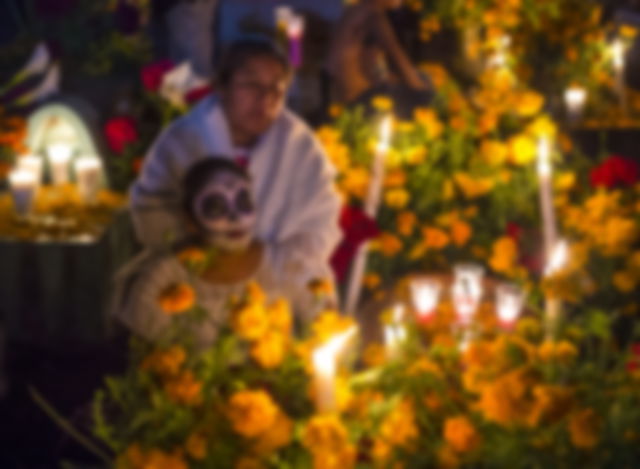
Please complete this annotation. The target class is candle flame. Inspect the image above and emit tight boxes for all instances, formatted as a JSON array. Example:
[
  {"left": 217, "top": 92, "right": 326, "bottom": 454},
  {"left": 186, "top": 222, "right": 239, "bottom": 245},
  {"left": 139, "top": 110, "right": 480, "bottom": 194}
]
[
  {"left": 612, "top": 38, "right": 625, "bottom": 71},
  {"left": 564, "top": 86, "right": 586, "bottom": 105},
  {"left": 376, "top": 115, "right": 393, "bottom": 153},
  {"left": 545, "top": 239, "right": 569, "bottom": 277},
  {"left": 313, "top": 326, "right": 357, "bottom": 372},
  {"left": 537, "top": 137, "right": 552, "bottom": 176}
]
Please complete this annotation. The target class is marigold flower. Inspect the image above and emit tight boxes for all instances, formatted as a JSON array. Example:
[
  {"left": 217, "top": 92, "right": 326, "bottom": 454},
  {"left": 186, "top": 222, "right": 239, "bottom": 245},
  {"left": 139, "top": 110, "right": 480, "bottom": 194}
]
[
  {"left": 232, "top": 302, "right": 269, "bottom": 341},
  {"left": 371, "top": 95, "right": 393, "bottom": 112},
  {"left": 480, "top": 139, "right": 508, "bottom": 166},
  {"left": 380, "top": 399, "right": 418, "bottom": 448},
  {"left": 527, "top": 385, "right": 574, "bottom": 427},
  {"left": 158, "top": 282, "right": 196, "bottom": 315},
  {"left": 362, "top": 343, "right": 386, "bottom": 367},
  {"left": 453, "top": 173, "right": 494, "bottom": 198},
  {"left": 514, "top": 91, "right": 544, "bottom": 117},
  {"left": 509, "top": 134, "right": 537, "bottom": 165},
  {"left": 414, "top": 107, "right": 444, "bottom": 139},
  {"left": 489, "top": 237, "right": 518, "bottom": 274},
  {"left": 227, "top": 390, "right": 279, "bottom": 438},
  {"left": 164, "top": 370, "right": 202, "bottom": 406},
  {"left": 384, "top": 188, "right": 410, "bottom": 209},
  {"left": 302, "top": 414, "right": 351, "bottom": 454},
  {"left": 250, "top": 330, "right": 287, "bottom": 369},
  {"left": 252, "top": 410, "right": 293, "bottom": 455},
  {"left": 140, "top": 345, "right": 186, "bottom": 377},
  {"left": 266, "top": 298, "right": 292, "bottom": 335},
  {"left": 375, "top": 232, "right": 403, "bottom": 257},
  {"left": 364, "top": 272, "right": 381, "bottom": 290},
  {"left": 177, "top": 247, "right": 207, "bottom": 267},
  {"left": 185, "top": 432, "right": 207, "bottom": 460},
  {"left": 397, "top": 211, "right": 417, "bottom": 236},
  {"left": 308, "top": 278, "right": 334, "bottom": 297},
  {"left": 311, "top": 310, "right": 355, "bottom": 344},
  {"left": 568, "top": 408, "right": 600, "bottom": 449},
  {"left": 451, "top": 219, "right": 472, "bottom": 246},
  {"left": 444, "top": 416, "right": 481, "bottom": 453},
  {"left": 422, "top": 227, "right": 450, "bottom": 250},
  {"left": 341, "top": 167, "right": 370, "bottom": 199}
]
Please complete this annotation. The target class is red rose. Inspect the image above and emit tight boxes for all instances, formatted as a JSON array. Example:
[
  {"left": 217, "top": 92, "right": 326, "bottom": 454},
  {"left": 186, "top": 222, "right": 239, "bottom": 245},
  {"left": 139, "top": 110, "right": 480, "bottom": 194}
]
[
  {"left": 141, "top": 59, "right": 174, "bottom": 92},
  {"left": 104, "top": 116, "right": 138, "bottom": 154},
  {"left": 185, "top": 85, "right": 213, "bottom": 105},
  {"left": 590, "top": 154, "right": 639, "bottom": 188},
  {"left": 330, "top": 205, "right": 380, "bottom": 283}
]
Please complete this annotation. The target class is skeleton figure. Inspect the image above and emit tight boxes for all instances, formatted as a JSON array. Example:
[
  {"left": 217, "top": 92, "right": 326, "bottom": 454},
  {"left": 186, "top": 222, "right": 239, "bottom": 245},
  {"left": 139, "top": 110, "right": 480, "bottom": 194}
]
[{"left": 191, "top": 168, "right": 255, "bottom": 252}]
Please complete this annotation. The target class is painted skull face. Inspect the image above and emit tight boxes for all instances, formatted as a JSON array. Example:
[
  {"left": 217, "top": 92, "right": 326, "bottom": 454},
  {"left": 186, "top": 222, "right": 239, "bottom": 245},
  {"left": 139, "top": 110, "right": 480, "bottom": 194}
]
[{"left": 192, "top": 170, "right": 255, "bottom": 251}]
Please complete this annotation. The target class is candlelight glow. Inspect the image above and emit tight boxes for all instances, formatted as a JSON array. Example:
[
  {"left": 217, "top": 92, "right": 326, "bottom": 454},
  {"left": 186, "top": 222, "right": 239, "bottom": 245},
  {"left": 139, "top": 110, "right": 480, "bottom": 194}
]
[
  {"left": 495, "top": 283, "right": 525, "bottom": 325},
  {"left": 612, "top": 38, "right": 625, "bottom": 71},
  {"left": 545, "top": 239, "right": 569, "bottom": 277},
  {"left": 410, "top": 278, "right": 442, "bottom": 318},
  {"left": 452, "top": 263, "right": 484, "bottom": 323},
  {"left": 376, "top": 115, "right": 393, "bottom": 154},
  {"left": 286, "top": 14, "right": 305, "bottom": 38},
  {"left": 537, "top": 137, "right": 552, "bottom": 177}
]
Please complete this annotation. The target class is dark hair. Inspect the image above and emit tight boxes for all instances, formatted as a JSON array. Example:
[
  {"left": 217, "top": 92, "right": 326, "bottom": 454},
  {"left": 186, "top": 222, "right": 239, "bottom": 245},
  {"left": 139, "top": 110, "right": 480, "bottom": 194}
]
[
  {"left": 181, "top": 157, "right": 250, "bottom": 225},
  {"left": 215, "top": 38, "right": 291, "bottom": 87}
]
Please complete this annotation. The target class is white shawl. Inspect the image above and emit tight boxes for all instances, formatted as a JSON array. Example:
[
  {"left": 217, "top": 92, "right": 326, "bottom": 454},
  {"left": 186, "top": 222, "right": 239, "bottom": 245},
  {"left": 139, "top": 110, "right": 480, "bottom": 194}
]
[{"left": 130, "top": 96, "right": 342, "bottom": 291}]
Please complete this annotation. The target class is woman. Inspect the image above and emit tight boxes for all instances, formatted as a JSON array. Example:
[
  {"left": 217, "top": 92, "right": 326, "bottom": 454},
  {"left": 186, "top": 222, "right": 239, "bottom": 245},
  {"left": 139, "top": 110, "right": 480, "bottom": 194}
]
[{"left": 113, "top": 157, "right": 324, "bottom": 345}]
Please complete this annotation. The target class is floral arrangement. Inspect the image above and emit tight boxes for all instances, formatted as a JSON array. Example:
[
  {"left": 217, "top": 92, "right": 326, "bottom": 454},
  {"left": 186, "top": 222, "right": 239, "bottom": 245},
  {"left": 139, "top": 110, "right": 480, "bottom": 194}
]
[
  {"left": 85, "top": 257, "right": 640, "bottom": 469},
  {"left": 0, "top": 184, "right": 125, "bottom": 241}
]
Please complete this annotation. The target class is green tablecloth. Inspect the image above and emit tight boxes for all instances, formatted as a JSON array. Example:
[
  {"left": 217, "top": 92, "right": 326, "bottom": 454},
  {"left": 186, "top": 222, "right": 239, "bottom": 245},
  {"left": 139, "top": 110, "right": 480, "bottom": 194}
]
[{"left": 0, "top": 210, "right": 138, "bottom": 344}]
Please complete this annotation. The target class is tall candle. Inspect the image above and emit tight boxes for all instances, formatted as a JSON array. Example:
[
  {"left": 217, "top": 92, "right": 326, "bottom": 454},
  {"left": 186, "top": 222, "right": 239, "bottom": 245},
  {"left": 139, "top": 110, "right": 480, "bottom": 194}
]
[
  {"left": 611, "top": 38, "right": 627, "bottom": 114},
  {"left": 544, "top": 239, "right": 568, "bottom": 339},
  {"left": 410, "top": 277, "right": 442, "bottom": 321},
  {"left": 18, "top": 155, "right": 43, "bottom": 187},
  {"left": 47, "top": 143, "right": 73, "bottom": 185},
  {"left": 384, "top": 304, "right": 406, "bottom": 359},
  {"left": 564, "top": 86, "right": 587, "bottom": 125},
  {"left": 537, "top": 137, "right": 557, "bottom": 260},
  {"left": 344, "top": 116, "right": 393, "bottom": 315},
  {"left": 452, "top": 263, "right": 484, "bottom": 325},
  {"left": 74, "top": 156, "right": 102, "bottom": 204},
  {"left": 8, "top": 168, "right": 38, "bottom": 216},
  {"left": 312, "top": 326, "right": 357, "bottom": 413},
  {"left": 287, "top": 14, "right": 305, "bottom": 68}
]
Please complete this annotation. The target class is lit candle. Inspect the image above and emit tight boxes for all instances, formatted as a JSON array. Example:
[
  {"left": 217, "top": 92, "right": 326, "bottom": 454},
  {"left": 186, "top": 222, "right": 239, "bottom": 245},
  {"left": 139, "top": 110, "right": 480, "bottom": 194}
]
[
  {"left": 47, "top": 143, "right": 73, "bottom": 185},
  {"left": 275, "top": 5, "right": 293, "bottom": 32},
  {"left": 544, "top": 239, "right": 568, "bottom": 339},
  {"left": 611, "top": 38, "right": 627, "bottom": 113},
  {"left": 287, "top": 14, "right": 305, "bottom": 69},
  {"left": 17, "top": 155, "right": 43, "bottom": 186},
  {"left": 344, "top": 116, "right": 393, "bottom": 315},
  {"left": 564, "top": 85, "right": 587, "bottom": 125},
  {"left": 452, "top": 263, "right": 484, "bottom": 325},
  {"left": 495, "top": 283, "right": 525, "bottom": 329},
  {"left": 8, "top": 168, "right": 38, "bottom": 216},
  {"left": 410, "top": 277, "right": 442, "bottom": 321},
  {"left": 385, "top": 304, "right": 406, "bottom": 359},
  {"left": 74, "top": 155, "right": 102, "bottom": 204},
  {"left": 312, "top": 326, "right": 357, "bottom": 413}
]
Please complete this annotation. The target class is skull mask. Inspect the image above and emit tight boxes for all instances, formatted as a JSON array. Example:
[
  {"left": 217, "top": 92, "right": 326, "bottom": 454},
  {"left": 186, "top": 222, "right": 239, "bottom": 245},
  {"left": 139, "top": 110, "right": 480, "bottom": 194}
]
[{"left": 192, "top": 170, "right": 255, "bottom": 251}]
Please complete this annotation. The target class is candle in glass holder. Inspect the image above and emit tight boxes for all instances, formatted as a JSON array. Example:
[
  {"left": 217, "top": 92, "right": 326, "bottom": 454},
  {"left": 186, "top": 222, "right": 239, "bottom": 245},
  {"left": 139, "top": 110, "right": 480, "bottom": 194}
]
[
  {"left": 47, "top": 143, "right": 73, "bottom": 185},
  {"left": 410, "top": 277, "right": 442, "bottom": 321},
  {"left": 495, "top": 283, "right": 525, "bottom": 328},
  {"left": 8, "top": 168, "right": 38, "bottom": 216},
  {"left": 452, "top": 263, "right": 484, "bottom": 325},
  {"left": 564, "top": 86, "right": 587, "bottom": 125},
  {"left": 611, "top": 38, "right": 627, "bottom": 113},
  {"left": 74, "top": 155, "right": 102, "bottom": 204},
  {"left": 287, "top": 14, "right": 305, "bottom": 68},
  {"left": 312, "top": 326, "right": 356, "bottom": 413},
  {"left": 18, "top": 155, "right": 43, "bottom": 187}
]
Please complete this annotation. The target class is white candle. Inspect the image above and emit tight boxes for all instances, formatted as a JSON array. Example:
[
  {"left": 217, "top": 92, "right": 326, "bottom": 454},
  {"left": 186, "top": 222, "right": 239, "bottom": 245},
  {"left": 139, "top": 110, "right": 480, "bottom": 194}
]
[
  {"left": 495, "top": 283, "right": 525, "bottom": 328},
  {"left": 344, "top": 116, "right": 393, "bottom": 315},
  {"left": 385, "top": 304, "right": 406, "bottom": 360},
  {"left": 47, "top": 143, "right": 73, "bottom": 185},
  {"left": 410, "top": 277, "right": 442, "bottom": 321},
  {"left": 8, "top": 168, "right": 38, "bottom": 216},
  {"left": 452, "top": 263, "right": 484, "bottom": 325},
  {"left": 544, "top": 239, "right": 568, "bottom": 339},
  {"left": 74, "top": 155, "right": 102, "bottom": 204},
  {"left": 612, "top": 38, "right": 627, "bottom": 113},
  {"left": 17, "top": 155, "right": 43, "bottom": 186},
  {"left": 287, "top": 14, "right": 305, "bottom": 68},
  {"left": 312, "top": 326, "right": 357, "bottom": 413},
  {"left": 564, "top": 86, "right": 587, "bottom": 125},
  {"left": 537, "top": 137, "right": 557, "bottom": 259}
]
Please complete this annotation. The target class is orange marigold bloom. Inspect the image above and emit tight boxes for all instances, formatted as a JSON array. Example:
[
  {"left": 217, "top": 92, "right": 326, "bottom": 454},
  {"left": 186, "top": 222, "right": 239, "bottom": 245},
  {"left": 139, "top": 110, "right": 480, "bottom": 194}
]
[
  {"left": 266, "top": 298, "right": 292, "bottom": 335},
  {"left": 376, "top": 232, "right": 403, "bottom": 257},
  {"left": 422, "top": 227, "right": 450, "bottom": 250},
  {"left": 164, "top": 370, "right": 203, "bottom": 406},
  {"left": 140, "top": 345, "right": 186, "bottom": 377},
  {"left": 232, "top": 302, "right": 268, "bottom": 341},
  {"left": 228, "top": 389, "right": 279, "bottom": 438},
  {"left": 444, "top": 416, "right": 481, "bottom": 453},
  {"left": 250, "top": 330, "right": 288, "bottom": 369},
  {"left": 308, "top": 278, "right": 334, "bottom": 297},
  {"left": 364, "top": 272, "right": 381, "bottom": 290},
  {"left": 397, "top": 211, "right": 417, "bottom": 236},
  {"left": 414, "top": 107, "right": 444, "bottom": 138},
  {"left": 185, "top": 432, "right": 207, "bottom": 460},
  {"left": 252, "top": 410, "right": 294, "bottom": 455},
  {"left": 568, "top": 408, "right": 600, "bottom": 449},
  {"left": 158, "top": 282, "right": 196, "bottom": 315},
  {"left": 177, "top": 247, "right": 207, "bottom": 267},
  {"left": 489, "top": 237, "right": 518, "bottom": 274},
  {"left": 451, "top": 219, "right": 472, "bottom": 247}
]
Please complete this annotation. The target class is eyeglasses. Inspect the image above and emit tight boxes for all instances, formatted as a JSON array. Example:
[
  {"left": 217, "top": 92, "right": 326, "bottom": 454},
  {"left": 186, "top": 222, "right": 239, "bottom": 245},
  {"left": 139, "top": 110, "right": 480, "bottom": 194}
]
[{"left": 231, "top": 80, "right": 287, "bottom": 101}]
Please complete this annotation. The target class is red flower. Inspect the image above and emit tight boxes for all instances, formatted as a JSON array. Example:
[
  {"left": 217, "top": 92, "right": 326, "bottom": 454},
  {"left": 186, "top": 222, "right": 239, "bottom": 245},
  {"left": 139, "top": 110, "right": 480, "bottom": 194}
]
[
  {"left": 330, "top": 206, "right": 380, "bottom": 283},
  {"left": 506, "top": 222, "right": 524, "bottom": 242},
  {"left": 104, "top": 116, "right": 138, "bottom": 154},
  {"left": 185, "top": 85, "right": 213, "bottom": 105},
  {"left": 590, "top": 154, "right": 639, "bottom": 188},
  {"left": 141, "top": 59, "right": 174, "bottom": 92}
]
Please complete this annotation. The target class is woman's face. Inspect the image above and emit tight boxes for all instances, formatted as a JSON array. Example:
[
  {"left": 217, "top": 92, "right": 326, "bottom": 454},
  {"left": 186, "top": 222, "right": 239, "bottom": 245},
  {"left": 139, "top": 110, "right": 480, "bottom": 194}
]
[{"left": 192, "top": 170, "right": 255, "bottom": 251}]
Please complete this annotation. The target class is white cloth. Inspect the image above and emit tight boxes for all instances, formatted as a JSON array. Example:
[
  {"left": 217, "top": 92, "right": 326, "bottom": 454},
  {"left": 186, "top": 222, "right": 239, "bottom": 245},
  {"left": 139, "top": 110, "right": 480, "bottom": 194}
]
[{"left": 130, "top": 96, "right": 342, "bottom": 292}]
